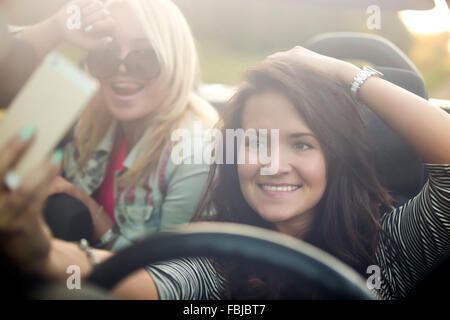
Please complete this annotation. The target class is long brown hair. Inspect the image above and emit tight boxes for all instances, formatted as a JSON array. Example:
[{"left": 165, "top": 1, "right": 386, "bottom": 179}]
[{"left": 193, "top": 54, "right": 393, "bottom": 299}]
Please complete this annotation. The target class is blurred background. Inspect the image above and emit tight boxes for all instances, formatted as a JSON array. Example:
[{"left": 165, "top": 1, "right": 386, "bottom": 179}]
[
  {"left": 172, "top": 0, "right": 450, "bottom": 99},
  {"left": 1, "top": 0, "right": 449, "bottom": 99}
]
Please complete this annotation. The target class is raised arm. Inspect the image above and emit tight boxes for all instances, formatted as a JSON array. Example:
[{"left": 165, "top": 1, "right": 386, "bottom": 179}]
[
  {"left": 276, "top": 46, "right": 450, "bottom": 165},
  {"left": 338, "top": 62, "right": 450, "bottom": 165},
  {"left": 17, "top": 0, "right": 115, "bottom": 61}
]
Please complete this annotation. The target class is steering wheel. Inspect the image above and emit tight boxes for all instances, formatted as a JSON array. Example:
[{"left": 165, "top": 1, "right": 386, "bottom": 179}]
[{"left": 87, "top": 222, "right": 375, "bottom": 299}]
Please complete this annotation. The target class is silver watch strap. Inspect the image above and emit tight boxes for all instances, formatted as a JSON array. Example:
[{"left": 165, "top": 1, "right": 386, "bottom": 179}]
[
  {"left": 95, "top": 224, "right": 119, "bottom": 249},
  {"left": 79, "top": 238, "right": 101, "bottom": 267},
  {"left": 350, "top": 66, "right": 383, "bottom": 103}
]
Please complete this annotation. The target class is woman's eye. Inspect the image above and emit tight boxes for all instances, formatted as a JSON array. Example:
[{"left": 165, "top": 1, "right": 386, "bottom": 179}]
[{"left": 293, "top": 142, "right": 312, "bottom": 151}]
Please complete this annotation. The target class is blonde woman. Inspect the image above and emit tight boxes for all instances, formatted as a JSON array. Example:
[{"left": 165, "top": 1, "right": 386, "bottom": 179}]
[{"left": 18, "top": 0, "right": 218, "bottom": 252}]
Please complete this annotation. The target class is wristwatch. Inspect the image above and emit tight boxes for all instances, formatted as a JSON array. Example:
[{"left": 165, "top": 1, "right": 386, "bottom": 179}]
[
  {"left": 95, "top": 224, "right": 119, "bottom": 249},
  {"left": 350, "top": 66, "right": 383, "bottom": 104}
]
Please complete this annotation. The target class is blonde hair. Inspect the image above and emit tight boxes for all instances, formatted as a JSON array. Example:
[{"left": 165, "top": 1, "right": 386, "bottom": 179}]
[{"left": 74, "top": 0, "right": 217, "bottom": 185}]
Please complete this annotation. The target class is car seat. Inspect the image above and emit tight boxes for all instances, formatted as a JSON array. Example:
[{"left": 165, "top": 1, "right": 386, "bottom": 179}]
[{"left": 305, "top": 32, "right": 428, "bottom": 207}]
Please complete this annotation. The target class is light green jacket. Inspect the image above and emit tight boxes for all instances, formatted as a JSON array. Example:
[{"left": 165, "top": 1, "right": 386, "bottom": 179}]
[{"left": 63, "top": 114, "right": 210, "bottom": 252}]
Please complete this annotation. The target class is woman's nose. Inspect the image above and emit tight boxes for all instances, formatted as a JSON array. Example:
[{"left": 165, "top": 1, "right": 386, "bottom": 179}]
[
  {"left": 117, "top": 48, "right": 130, "bottom": 73},
  {"left": 277, "top": 159, "right": 293, "bottom": 174},
  {"left": 269, "top": 147, "right": 293, "bottom": 175},
  {"left": 117, "top": 62, "right": 127, "bottom": 74}
]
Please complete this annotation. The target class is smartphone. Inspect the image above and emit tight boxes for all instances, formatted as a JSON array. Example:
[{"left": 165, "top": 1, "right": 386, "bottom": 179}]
[{"left": 0, "top": 51, "right": 98, "bottom": 179}]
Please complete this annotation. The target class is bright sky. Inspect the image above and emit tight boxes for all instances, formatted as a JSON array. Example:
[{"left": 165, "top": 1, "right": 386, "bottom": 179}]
[{"left": 399, "top": 0, "right": 450, "bottom": 34}]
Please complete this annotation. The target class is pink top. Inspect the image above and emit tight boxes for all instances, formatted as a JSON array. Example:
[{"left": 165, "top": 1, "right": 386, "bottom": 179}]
[{"left": 95, "top": 136, "right": 128, "bottom": 225}]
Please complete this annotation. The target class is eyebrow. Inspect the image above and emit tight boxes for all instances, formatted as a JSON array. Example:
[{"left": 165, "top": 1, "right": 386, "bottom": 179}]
[{"left": 290, "top": 133, "right": 316, "bottom": 139}]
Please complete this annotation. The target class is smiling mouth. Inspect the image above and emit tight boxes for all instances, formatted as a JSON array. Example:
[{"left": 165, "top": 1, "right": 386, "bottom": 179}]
[
  {"left": 110, "top": 82, "right": 145, "bottom": 97},
  {"left": 258, "top": 184, "right": 302, "bottom": 192}
]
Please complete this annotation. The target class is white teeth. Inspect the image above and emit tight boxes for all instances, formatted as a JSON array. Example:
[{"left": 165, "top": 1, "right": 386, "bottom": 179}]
[{"left": 261, "top": 185, "right": 300, "bottom": 192}]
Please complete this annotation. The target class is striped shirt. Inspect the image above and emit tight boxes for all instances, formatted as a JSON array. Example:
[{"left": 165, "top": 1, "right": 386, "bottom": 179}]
[{"left": 146, "top": 163, "right": 450, "bottom": 300}]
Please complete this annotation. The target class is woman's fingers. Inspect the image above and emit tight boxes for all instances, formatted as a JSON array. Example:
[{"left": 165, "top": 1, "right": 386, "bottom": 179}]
[
  {"left": 60, "top": 0, "right": 115, "bottom": 51},
  {"left": 80, "top": 0, "right": 113, "bottom": 34},
  {"left": 268, "top": 46, "right": 308, "bottom": 60},
  {"left": 4, "top": 151, "right": 63, "bottom": 220},
  {"left": 86, "top": 17, "right": 116, "bottom": 38},
  {"left": 71, "top": 7, "right": 115, "bottom": 50},
  {"left": 0, "top": 125, "right": 36, "bottom": 187},
  {"left": 82, "top": 8, "right": 112, "bottom": 32},
  {"left": 81, "top": 0, "right": 105, "bottom": 20}
]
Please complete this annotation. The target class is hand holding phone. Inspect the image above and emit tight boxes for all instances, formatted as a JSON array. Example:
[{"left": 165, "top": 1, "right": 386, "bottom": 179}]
[{"left": 0, "top": 51, "right": 98, "bottom": 180}]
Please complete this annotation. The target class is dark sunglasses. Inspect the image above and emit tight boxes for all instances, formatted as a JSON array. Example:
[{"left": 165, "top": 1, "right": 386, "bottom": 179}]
[{"left": 86, "top": 48, "right": 160, "bottom": 81}]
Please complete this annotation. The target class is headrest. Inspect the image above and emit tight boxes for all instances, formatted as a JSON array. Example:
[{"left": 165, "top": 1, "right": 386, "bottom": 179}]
[
  {"left": 360, "top": 67, "right": 426, "bottom": 205},
  {"left": 305, "top": 33, "right": 427, "bottom": 206},
  {"left": 305, "top": 32, "right": 422, "bottom": 75}
]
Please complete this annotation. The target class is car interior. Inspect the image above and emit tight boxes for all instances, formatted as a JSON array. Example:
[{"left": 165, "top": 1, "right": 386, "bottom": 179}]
[{"left": 0, "top": 0, "right": 449, "bottom": 300}]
